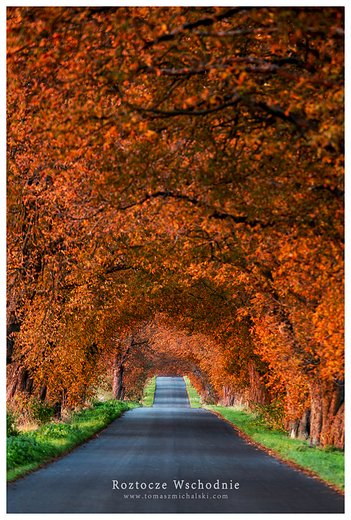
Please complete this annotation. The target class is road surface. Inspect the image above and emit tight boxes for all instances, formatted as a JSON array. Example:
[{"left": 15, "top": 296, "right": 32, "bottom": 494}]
[{"left": 7, "top": 376, "right": 344, "bottom": 513}]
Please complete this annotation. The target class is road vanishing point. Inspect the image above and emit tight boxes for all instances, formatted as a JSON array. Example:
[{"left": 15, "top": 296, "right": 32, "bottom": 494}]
[{"left": 7, "top": 376, "right": 344, "bottom": 513}]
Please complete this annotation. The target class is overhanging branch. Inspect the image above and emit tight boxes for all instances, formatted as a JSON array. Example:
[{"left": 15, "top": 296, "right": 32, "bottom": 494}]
[
  {"left": 141, "top": 8, "right": 252, "bottom": 50},
  {"left": 129, "top": 93, "right": 318, "bottom": 133},
  {"left": 141, "top": 56, "right": 340, "bottom": 88},
  {"left": 118, "top": 190, "right": 264, "bottom": 228}
]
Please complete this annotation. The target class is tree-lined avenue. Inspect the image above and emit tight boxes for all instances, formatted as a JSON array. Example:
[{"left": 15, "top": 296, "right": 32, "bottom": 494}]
[
  {"left": 7, "top": 7, "right": 344, "bottom": 450},
  {"left": 7, "top": 377, "right": 344, "bottom": 513}
]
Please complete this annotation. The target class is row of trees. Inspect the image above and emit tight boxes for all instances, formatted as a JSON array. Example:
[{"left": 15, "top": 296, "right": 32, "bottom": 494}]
[{"left": 7, "top": 7, "right": 344, "bottom": 447}]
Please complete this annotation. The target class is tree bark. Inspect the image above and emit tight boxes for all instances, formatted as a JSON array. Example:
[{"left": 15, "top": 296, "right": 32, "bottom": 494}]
[
  {"left": 52, "top": 389, "right": 68, "bottom": 419},
  {"left": 307, "top": 374, "right": 344, "bottom": 448},
  {"left": 320, "top": 379, "right": 344, "bottom": 448},
  {"left": 6, "top": 313, "right": 21, "bottom": 365},
  {"left": 39, "top": 385, "right": 47, "bottom": 401},
  {"left": 112, "top": 353, "right": 124, "bottom": 400},
  {"left": 221, "top": 385, "right": 235, "bottom": 406},
  {"left": 297, "top": 407, "right": 310, "bottom": 440},
  {"left": 53, "top": 399, "right": 62, "bottom": 418},
  {"left": 323, "top": 401, "right": 344, "bottom": 449},
  {"left": 288, "top": 418, "right": 300, "bottom": 439},
  {"left": 307, "top": 375, "right": 323, "bottom": 445},
  {"left": 288, "top": 407, "right": 310, "bottom": 439},
  {"left": 248, "top": 364, "right": 269, "bottom": 406},
  {"left": 6, "top": 361, "right": 33, "bottom": 400}
]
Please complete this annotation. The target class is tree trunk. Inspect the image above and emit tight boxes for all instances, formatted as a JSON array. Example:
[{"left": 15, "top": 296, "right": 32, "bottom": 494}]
[
  {"left": 307, "top": 375, "right": 323, "bottom": 446},
  {"left": 52, "top": 389, "right": 68, "bottom": 419},
  {"left": 6, "top": 361, "right": 33, "bottom": 400},
  {"left": 289, "top": 418, "right": 300, "bottom": 439},
  {"left": 6, "top": 314, "right": 21, "bottom": 365},
  {"left": 297, "top": 408, "right": 310, "bottom": 440},
  {"left": 323, "top": 401, "right": 344, "bottom": 449},
  {"left": 221, "top": 385, "right": 235, "bottom": 406},
  {"left": 320, "top": 379, "right": 344, "bottom": 449},
  {"left": 307, "top": 374, "right": 344, "bottom": 448},
  {"left": 288, "top": 407, "right": 310, "bottom": 439},
  {"left": 233, "top": 389, "right": 250, "bottom": 407},
  {"left": 248, "top": 364, "right": 269, "bottom": 406},
  {"left": 39, "top": 385, "right": 47, "bottom": 401},
  {"left": 112, "top": 353, "right": 124, "bottom": 400},
  {"left": 53, "top": 400, "right": 62, "bottom": 418}
]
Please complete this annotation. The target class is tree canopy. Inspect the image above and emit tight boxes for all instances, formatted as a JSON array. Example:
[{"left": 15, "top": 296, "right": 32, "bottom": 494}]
[{"left": 7, "top": 7, "right": 344, "bottom": 447}]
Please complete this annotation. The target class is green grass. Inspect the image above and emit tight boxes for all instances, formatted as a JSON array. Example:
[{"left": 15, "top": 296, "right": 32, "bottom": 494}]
[
  {"left": 7, "top": 399, "right": 140, "bottom": 483},
  {"left": 183, "top": 376, "right": 202, "bottom": 407},
  {"left": 141, "top": 376, "right": 156, "bottom": 407},
  {"left": 182, "top": 379, "right": 344, "bottom": 492},
  {"left": 205, "top": 405, "right": 344, "bottom": 492}
]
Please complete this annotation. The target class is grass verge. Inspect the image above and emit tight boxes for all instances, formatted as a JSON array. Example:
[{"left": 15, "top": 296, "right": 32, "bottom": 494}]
[
  {"left": 7, "top": 399, "right": 140, "bottom": 483},
  {"left": 183, "top": 376, "right": 202, "bottom": 407},
  {"left": 205, "top": 405, "right": 344, "bottom": 493},
  {"left": 141, "top": 376, "right": 156, "bottom": 407},
  {"left": 182, "top": 378, "right": 344, "bottom": 493}
]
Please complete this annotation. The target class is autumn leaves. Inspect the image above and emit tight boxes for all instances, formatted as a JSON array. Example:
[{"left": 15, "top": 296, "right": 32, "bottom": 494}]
[{"left": 7, "top": 7, "right": 344, "bottom": 447}]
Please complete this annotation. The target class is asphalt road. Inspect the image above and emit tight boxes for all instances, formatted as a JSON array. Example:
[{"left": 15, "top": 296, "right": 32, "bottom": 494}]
[{"left": 7, "top": 376, "right": 344, "bottom": 513}]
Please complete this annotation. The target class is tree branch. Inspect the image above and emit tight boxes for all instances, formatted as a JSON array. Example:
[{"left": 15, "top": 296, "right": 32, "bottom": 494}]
[
  {"left": 127, "top": 95, "right": 241, "bottom": 118},
  {"left": 129, "top": 92, "right": 318, "bottom": 133},
  {"left": 118, "top": 190, "right": 265, "bottom": 228},
  {"left": 141, "top": 56, "right": 340, "bottom": 88},
  {"left": 194, "top": 27, "right": 279, "bottom": 38},
  {"left": 141, "top": 8, "right": 252, "bottom": 50},
  {"left": 118, "top": 190, "right": 199, "bottom": 210}
]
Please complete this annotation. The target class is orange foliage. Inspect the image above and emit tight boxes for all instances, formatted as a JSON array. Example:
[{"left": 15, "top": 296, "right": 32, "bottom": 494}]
[{"left": 7, "top": 7, "right": 344, "bottom": 446}]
